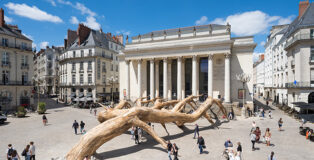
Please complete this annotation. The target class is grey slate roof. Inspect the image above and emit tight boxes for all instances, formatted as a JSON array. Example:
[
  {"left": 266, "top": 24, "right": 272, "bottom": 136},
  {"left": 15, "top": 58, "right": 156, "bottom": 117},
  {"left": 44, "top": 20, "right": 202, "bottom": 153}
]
[
  {"left": 284, "top": 2, "right": 314, "bottom": 37},
  {"left": 0, "top": 25, "right": 31, "bottom": 41},
  {"left": 67, "top": 30, "right": 122, "bottom": 51}
]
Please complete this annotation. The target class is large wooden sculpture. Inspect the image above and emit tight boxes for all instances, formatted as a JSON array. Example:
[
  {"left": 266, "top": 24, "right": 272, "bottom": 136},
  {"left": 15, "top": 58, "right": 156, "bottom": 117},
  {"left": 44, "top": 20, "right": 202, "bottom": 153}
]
[{"left": 66, "top": 96, "right": 227, "bottom": 160}]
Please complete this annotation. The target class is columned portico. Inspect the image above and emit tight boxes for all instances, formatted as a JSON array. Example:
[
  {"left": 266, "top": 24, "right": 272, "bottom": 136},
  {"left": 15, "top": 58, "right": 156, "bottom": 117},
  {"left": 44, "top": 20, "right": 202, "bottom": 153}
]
[
  {"left": 177, "top": 57, "right": 182, "bottom": 100},
  {"left": 208, "top": 54, "right": 213, "bottom": 97},
  {"left": 150, "top": 60, "right": 155, "bottom": 99},
  {"left": 224, "top": 53, "right": 231, "bottom": 103},
  {"left": 163, "top": 58, "right": 168, "bottom": 99},
  {"left": 138, "top": 59, "right": 142, "bottom": 97}
]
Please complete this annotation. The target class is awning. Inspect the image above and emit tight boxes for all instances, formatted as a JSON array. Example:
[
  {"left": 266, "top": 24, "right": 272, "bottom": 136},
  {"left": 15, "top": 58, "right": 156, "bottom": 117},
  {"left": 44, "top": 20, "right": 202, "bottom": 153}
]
[
  {"left": 292, "top": 102, "right": 314, "bottom": 110},
  {"left": 78, "top": 93, "right": 84, "bottom": 98}
]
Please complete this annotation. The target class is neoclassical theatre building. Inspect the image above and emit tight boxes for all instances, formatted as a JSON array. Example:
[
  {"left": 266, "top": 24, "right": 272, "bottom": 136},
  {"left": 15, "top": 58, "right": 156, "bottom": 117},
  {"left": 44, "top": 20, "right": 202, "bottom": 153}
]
[{"left": 119, "top": 24, "right": 256, "bottom": 104}]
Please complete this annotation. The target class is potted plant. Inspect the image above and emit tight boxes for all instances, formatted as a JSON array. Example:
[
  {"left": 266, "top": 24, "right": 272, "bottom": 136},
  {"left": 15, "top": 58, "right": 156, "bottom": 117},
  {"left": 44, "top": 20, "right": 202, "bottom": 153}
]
[
  {"left": 17, "top": 106, "right": 26, "bottom": 117},
  {"left": 37, "top": 102, "right": 46, "bottom": 114}
]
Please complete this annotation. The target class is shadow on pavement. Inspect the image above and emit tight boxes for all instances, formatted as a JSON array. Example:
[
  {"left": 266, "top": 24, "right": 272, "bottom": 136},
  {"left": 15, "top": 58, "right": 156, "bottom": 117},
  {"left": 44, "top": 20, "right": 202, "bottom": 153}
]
[
  {"left": 95, "top": 119, "right": 229, "bottom": 159},
  {"left": 254, "top": 98, "right": 275, "bottom": 111}
]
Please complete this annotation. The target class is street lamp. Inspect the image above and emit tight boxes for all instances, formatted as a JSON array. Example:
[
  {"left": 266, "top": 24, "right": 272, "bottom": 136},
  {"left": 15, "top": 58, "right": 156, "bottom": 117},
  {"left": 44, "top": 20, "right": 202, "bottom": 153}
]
[
  {"left": 107, "top": 75, "right": 118, "bottom": 106},
  {"left": 236, "top": 73, "right": 251, "bottom": 108}
]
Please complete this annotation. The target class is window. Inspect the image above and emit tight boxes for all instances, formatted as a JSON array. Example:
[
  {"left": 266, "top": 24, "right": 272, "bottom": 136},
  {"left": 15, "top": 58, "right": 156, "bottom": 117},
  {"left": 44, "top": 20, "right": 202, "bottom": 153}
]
[
  {"left": 72, "top": 63, "right": 76, "bottom": 71},
  {"left": 116, "top": 65, "right": 118, "bottom": 72},
  {"left": 115, "top": 45, "right": 117, "bottom": 50},
  {"left": 97, "top": 59, "right": 101, "bottom": 79},
  {"left": 72, "top": 74, "right": 76, "bottom": 84},
  {"left": 2, "top": 70, "right": 9, "bottom": 84},
  {"left": 111, "top": 53, "right": 113, "bottom": 59},
  {"left": 111, "top": 64, "right": 113, "bottom": 71},
  {"left": 2, "top": 38, "right": 8, "bottom": 47},
  {"left": 311, "top": 29, "right": 314, "bottom": 39},
  {"left": 102, "top": 62, "right": 106, "bottom": 72},
  {"left": 88, "top": 49, "right": 92, "bottom": 56},
  {"left": 80, "top": 74, "right": 83, "bottom": 84},
  {"left": 81, "top": 50, "right": 84, "bottom": 57},
  {"left": 80, "top": 62, "right": 84, "bottom": 71},
  {"left": 110, "top": 43, "right": 113, "bottom": 49},
  {"left": 102, "top": 75, "right": 106, "bottom": 84},
  {"left": 311, "top": 69, "right": 314, "bottom": 85},
  {"left": 311, "top": 46, "right": 314, "bottom": 61},
  {"left": 103, "top": 88, "right": 106, "bottom": 93},
  {"left": 22, "top": 72, "right": 28, "bottom": 85},
  {"left": 88, "top": 61, "right": 92, "bottom": 71},
  {"left": 73, "top": 51, "right": 76, "bottom": 58},
  {"left": 88, "top": 74, "right": 92, "bottom": 84},
  {"left": 2, "top": 52, "right": 9, "bottom": 65},
  {"left": 21, "top": 42, "right": 27, "bottom": 49},
  {"left": 21, "top": 55, "right": 28, "bottom": 66}
]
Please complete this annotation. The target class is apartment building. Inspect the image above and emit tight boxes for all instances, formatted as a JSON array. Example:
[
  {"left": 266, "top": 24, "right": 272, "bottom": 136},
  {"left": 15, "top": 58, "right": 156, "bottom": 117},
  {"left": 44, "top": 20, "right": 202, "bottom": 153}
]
[
  {"left": 254, "top": 55, "right": 265, "bottom": 97},
  {"left": 264, "top": 1, "right": 314, "bottom": 109},
  {"left": 33, "top": 46, "right": 64, "bottom": 95},
  {"left": 59, "top": 24, "right": 123, "bottom": 104},
  {"left": 0, "top": 8, "right": 34, "bottom": 111}
]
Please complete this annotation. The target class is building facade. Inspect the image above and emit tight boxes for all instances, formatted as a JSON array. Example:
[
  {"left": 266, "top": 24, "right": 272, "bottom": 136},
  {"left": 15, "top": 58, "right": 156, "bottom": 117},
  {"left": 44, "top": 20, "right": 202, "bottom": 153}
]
[
  {"left": 33, "top": 46, "right": 64, "bottom": 95},
  {"left": 59, "top": 24, "right": 123, "bottom": 104},
  {"left": 264, "top": 1, "right": 314, "bottom": 109},
  {"left": 119, "top": 24, "right": 256, "bottom": 105},
  {"left": 0, "top": 8, "right": 34, "bottom": 111},
  {"left": 254, "top": 55, "right": 265, "bottom": 97}
]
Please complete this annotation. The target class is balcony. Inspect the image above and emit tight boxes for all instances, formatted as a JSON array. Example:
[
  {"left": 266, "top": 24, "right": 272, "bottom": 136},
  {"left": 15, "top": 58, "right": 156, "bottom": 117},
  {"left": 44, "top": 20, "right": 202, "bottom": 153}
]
[
  {"left": 59, "top": 82, "right": 95, "bottom": 86},
  {"left": 285, "top": 82, "right": 314, "bottom": 88},
  {"left": 285, "top": 34, "right": 314, "bottom": 49},
  {"left": 59, "top": 52, "right": 114, "bottom": 61},
  {"left": 309, "top": 57, "right": 314, "bottom": 63},
  {"left": 79, "top": 69, "right": 84, "bottom": 73},
  {"left": 21, "top": 63, "right": 29, "bottom": 69},
  {"left": 1, "top": 61, "right": 11, "bottom": 68},
  {"left": 291, "top": 60, "right": 295, "bottom": 67},
  {"left": 71, "top": 69, "right": 76, "bottom": 73},
  {"left": 87, "top": 68, "right": 92, "bottom": 72},
  {"left": 0, "top": 80, "right": 32, "bottom": 86},
  {"left": 0, "top": 42, "right": 33, "bottom": 52}
]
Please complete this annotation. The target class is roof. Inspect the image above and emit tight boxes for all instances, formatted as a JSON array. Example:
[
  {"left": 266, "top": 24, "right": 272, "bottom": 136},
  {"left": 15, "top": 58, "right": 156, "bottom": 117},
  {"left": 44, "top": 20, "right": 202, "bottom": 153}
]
[
  {"left": 0, "top": 25, "right": 31, "bottom": 41},
  {"left": 67, "top": 30, "right": 123, "bottom": 51},
  {"left": 285, "top": 2, "right": 314, "bottom": 37}
]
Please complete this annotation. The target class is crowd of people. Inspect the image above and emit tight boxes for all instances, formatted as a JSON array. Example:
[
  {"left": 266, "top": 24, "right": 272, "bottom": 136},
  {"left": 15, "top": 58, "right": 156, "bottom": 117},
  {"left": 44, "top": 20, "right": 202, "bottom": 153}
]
[{"left": 6, "top": 142, "right": 36, "bottom": 160}]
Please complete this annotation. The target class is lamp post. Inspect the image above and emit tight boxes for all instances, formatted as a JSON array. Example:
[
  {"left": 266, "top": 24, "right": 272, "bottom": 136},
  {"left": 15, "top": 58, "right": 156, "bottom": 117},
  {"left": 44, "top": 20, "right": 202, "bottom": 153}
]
[{"left": 107, "top": 75, "right": 118, "bottom": 106}]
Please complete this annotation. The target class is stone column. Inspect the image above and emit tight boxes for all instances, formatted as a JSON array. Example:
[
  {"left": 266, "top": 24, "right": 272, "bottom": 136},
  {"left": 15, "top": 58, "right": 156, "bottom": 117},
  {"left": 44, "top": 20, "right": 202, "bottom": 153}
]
[
  {"left": 155, "top": 61, "right": 159, "bottom": 97},
  {"left": 224, "top": 53, "right": 231, "bottom": 103},
  {"left": 167, "top": 60, "right": 172, "bottom": 100},
  {"left": 182, "top": 59, "right": 185, "bottom": 98},
  {"left": 192, "top": 55, "right": 197, "bottom": 96},
  {"left": 138, "top": 59, "right": 142, "bottom": 98},
  {"left": 177, "top": 57, "right": 182, "bottom": 100},
  {"left": 208, "top": 54, "right": 213, "bottom": 97},
  {"left": 126, "top": 60, "right": 130, "bottom": 100},
  {"left": 150, "top": 59, "right": 155, "bottom": 99},
  {"left": 163, "top": 58, "right": 168, "bottom": 99}
]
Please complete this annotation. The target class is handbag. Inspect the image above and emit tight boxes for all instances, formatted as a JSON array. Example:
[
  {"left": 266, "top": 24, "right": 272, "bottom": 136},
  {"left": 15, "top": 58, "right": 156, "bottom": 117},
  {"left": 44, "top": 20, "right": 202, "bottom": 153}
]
[
  {"left": 21, "top": 149, "right": 26, "bottom": 156},
  {"left": 202, "top": 145, "right": 206, "bottom": 149}
]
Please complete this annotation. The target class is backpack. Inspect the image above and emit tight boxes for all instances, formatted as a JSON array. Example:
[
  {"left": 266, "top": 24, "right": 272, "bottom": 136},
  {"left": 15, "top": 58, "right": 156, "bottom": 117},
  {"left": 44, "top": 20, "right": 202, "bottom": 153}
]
[
  {"left": 21, "top": 149, "right": 26, "bottom": 156},
  {"left": 7, "top": 148, "right": 13, "bottom": 156}
]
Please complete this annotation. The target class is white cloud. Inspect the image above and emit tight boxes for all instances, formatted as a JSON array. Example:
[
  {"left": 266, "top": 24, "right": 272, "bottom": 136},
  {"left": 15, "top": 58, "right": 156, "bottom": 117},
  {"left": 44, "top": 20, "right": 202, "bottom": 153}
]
[
  {"left": 4, "top": 16, "right": 13, "bottom": 23},
  {"left": 83, "top": 16, "right": 100, "bottom": 30},
  {"left": 74, "top": 2, "right": 96, "bottom": 17},
  {"left": 40, "top": 41, "right": 49, "bottom": 49},
  {"left": 22, "top": 33, "right": 33, "bottom": 40},
  {"left": 260, "top": 41, "right": 266, "bottom": 46},
  {"left": 277, "top": 15, "right": 295, "bottom": 25},
  {"left": 70, "top": 16, "right": 79, "bottom": 24},
  {"left": 5, "top": 3, "right": 62, "bottom": 23},
  {"left": 116, "top": 30, "right": 131, "bottom": 36},
  {"left": 196, "top": 11, "right": 294, "bottom": 36},
  {"left": 46, "top": 0, "right": 56, "bottom": 6},
  {"left": 195, "top": 16, "right": 208, "bottom": 25}
]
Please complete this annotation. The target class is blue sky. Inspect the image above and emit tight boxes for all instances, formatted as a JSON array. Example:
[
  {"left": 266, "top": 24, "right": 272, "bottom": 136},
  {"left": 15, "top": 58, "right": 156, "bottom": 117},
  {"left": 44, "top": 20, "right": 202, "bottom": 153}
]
[{"left": 1, "top": 0, "right": 302, "bottom": 59}]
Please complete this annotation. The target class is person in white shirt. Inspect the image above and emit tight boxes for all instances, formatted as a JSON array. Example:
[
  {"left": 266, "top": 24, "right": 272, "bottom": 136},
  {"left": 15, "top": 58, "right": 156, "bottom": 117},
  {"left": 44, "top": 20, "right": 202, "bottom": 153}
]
[{"left": 29, "top": 142, "right": 35, "bottom": 160}]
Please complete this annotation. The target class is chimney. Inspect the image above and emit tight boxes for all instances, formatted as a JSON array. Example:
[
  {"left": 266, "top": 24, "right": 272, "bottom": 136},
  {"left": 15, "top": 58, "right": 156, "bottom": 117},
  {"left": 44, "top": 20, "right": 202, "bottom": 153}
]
[
  {"left": 67, "top": 29, "right": 78, "bottom": 47},
  {"left": 299, "top": 0, "right": 310, "bottom": 19},
  {"left": 0, "top": 8, "right": 5, "bottom": 27},
  {"left": 77, "top": 24, "right": 91, "bottom": 45},
  {"left": 116, "top": 35, "right": 124, "bottom": 44},
  {"left": 64, "top": 39, "right": 68, "bottom": 49}
]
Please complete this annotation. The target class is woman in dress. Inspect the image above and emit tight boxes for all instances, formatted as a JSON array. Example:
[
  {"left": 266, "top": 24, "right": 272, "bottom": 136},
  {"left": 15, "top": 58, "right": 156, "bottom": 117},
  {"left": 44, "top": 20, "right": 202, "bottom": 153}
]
[{"left": 265, "top": 128, "right": 271, "bottom": 146}]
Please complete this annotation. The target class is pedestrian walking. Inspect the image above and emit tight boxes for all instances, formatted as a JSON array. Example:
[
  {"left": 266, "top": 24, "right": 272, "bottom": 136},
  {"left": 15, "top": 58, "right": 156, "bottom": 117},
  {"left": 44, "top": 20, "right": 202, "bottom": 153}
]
[
  {"left": 268, "top": 151, "right": 276, "bottom": 160},
  {"left": 197, "top": 136, "right": 205, "bottom": 154},
  {"left": 42, "top": 114, "right": 47, "bottom": 126},
  {"left": 278, "top": 118, "right": 283, "bottom": 131},
  {"left": 131, "top": 126, "right": 135, "bottom": 139},
  {"left": 80, "top": 121, "right": 85, "bottom": 134},
  {"left": 236, "top": 142, "right": 242, "bottom": 158},
  {"left": 268, "top": 110, "right": 272, "bottom": 119},
  {"left": 265, "top": 128, "right": 271, "bottom": 146},
  {"left": 261, "top": 108, "right": 265, "bottom": 118},
  {"left": 89, "top": 106, "right": 92, "bottom": 114},
  {"left": 94, "top": 108, "right": 97, "bottom": 116},
  {"left": 7, "top": 144, "right": 14, "bottom": 160},
  {"left": 167, "top": 140, "right": 172, "bottom": 160},
  {"left": 250, "top": 131, "right": 256, "bottom": 151},
  {"left": 72, "top": 120, "right": 79, "bottom": 135},
  {"left": 11, "top": 150, "right": 20, "bottom": 160},
  {"left": 29, "top": 142, "right": 35, "bottom": 160},
  {"left": 266, "top": 100, "right": 269, "bottom": 106},
  {"left": 134, "top": 127, "right": 140, "bottom": 144},
  {"left": 138, "top": 127, "right": 143, "bottom": 141},
  {"left": 247, "top": 107, "right": 252, "bottom": 117},
  {"left": 172, "top": 143, "right": 179, "bottom": 160},
  {"left": 193, "top": 124, "right": 199, "bottom": 139},
  {"left": 254, "top": 127, "right": 261, "bottom": 142},
  {"left": 21, "top": 145, "right": 31, "bottom": 160}
]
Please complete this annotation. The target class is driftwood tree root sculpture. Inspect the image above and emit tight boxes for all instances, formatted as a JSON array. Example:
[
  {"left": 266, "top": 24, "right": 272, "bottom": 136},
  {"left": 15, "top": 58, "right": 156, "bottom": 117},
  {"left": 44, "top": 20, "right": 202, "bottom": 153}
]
[{"left": 66, "top": 96, "right": 226, "bottom": 160}]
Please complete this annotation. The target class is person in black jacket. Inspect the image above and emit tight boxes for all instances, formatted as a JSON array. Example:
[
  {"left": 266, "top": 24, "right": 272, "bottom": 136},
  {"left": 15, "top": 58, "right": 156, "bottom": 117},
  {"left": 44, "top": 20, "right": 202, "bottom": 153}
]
[
  {"left": 237, "top": 142, "right": 242, "bottom": 158},
  {"left": 80, "top": 121, "right": 85, "bottom": 134},
  {"left": 72, "top": 120, "right": 79, "bottom": 135},
  {"left": 134, "top": 127, "right": 140, "bottom": 144},
  {"left": 167, "top": 140, "right": 172, "bottom": 160},
  {"left": 197, "top": 136, "right": 205, "bottom": 154}
]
